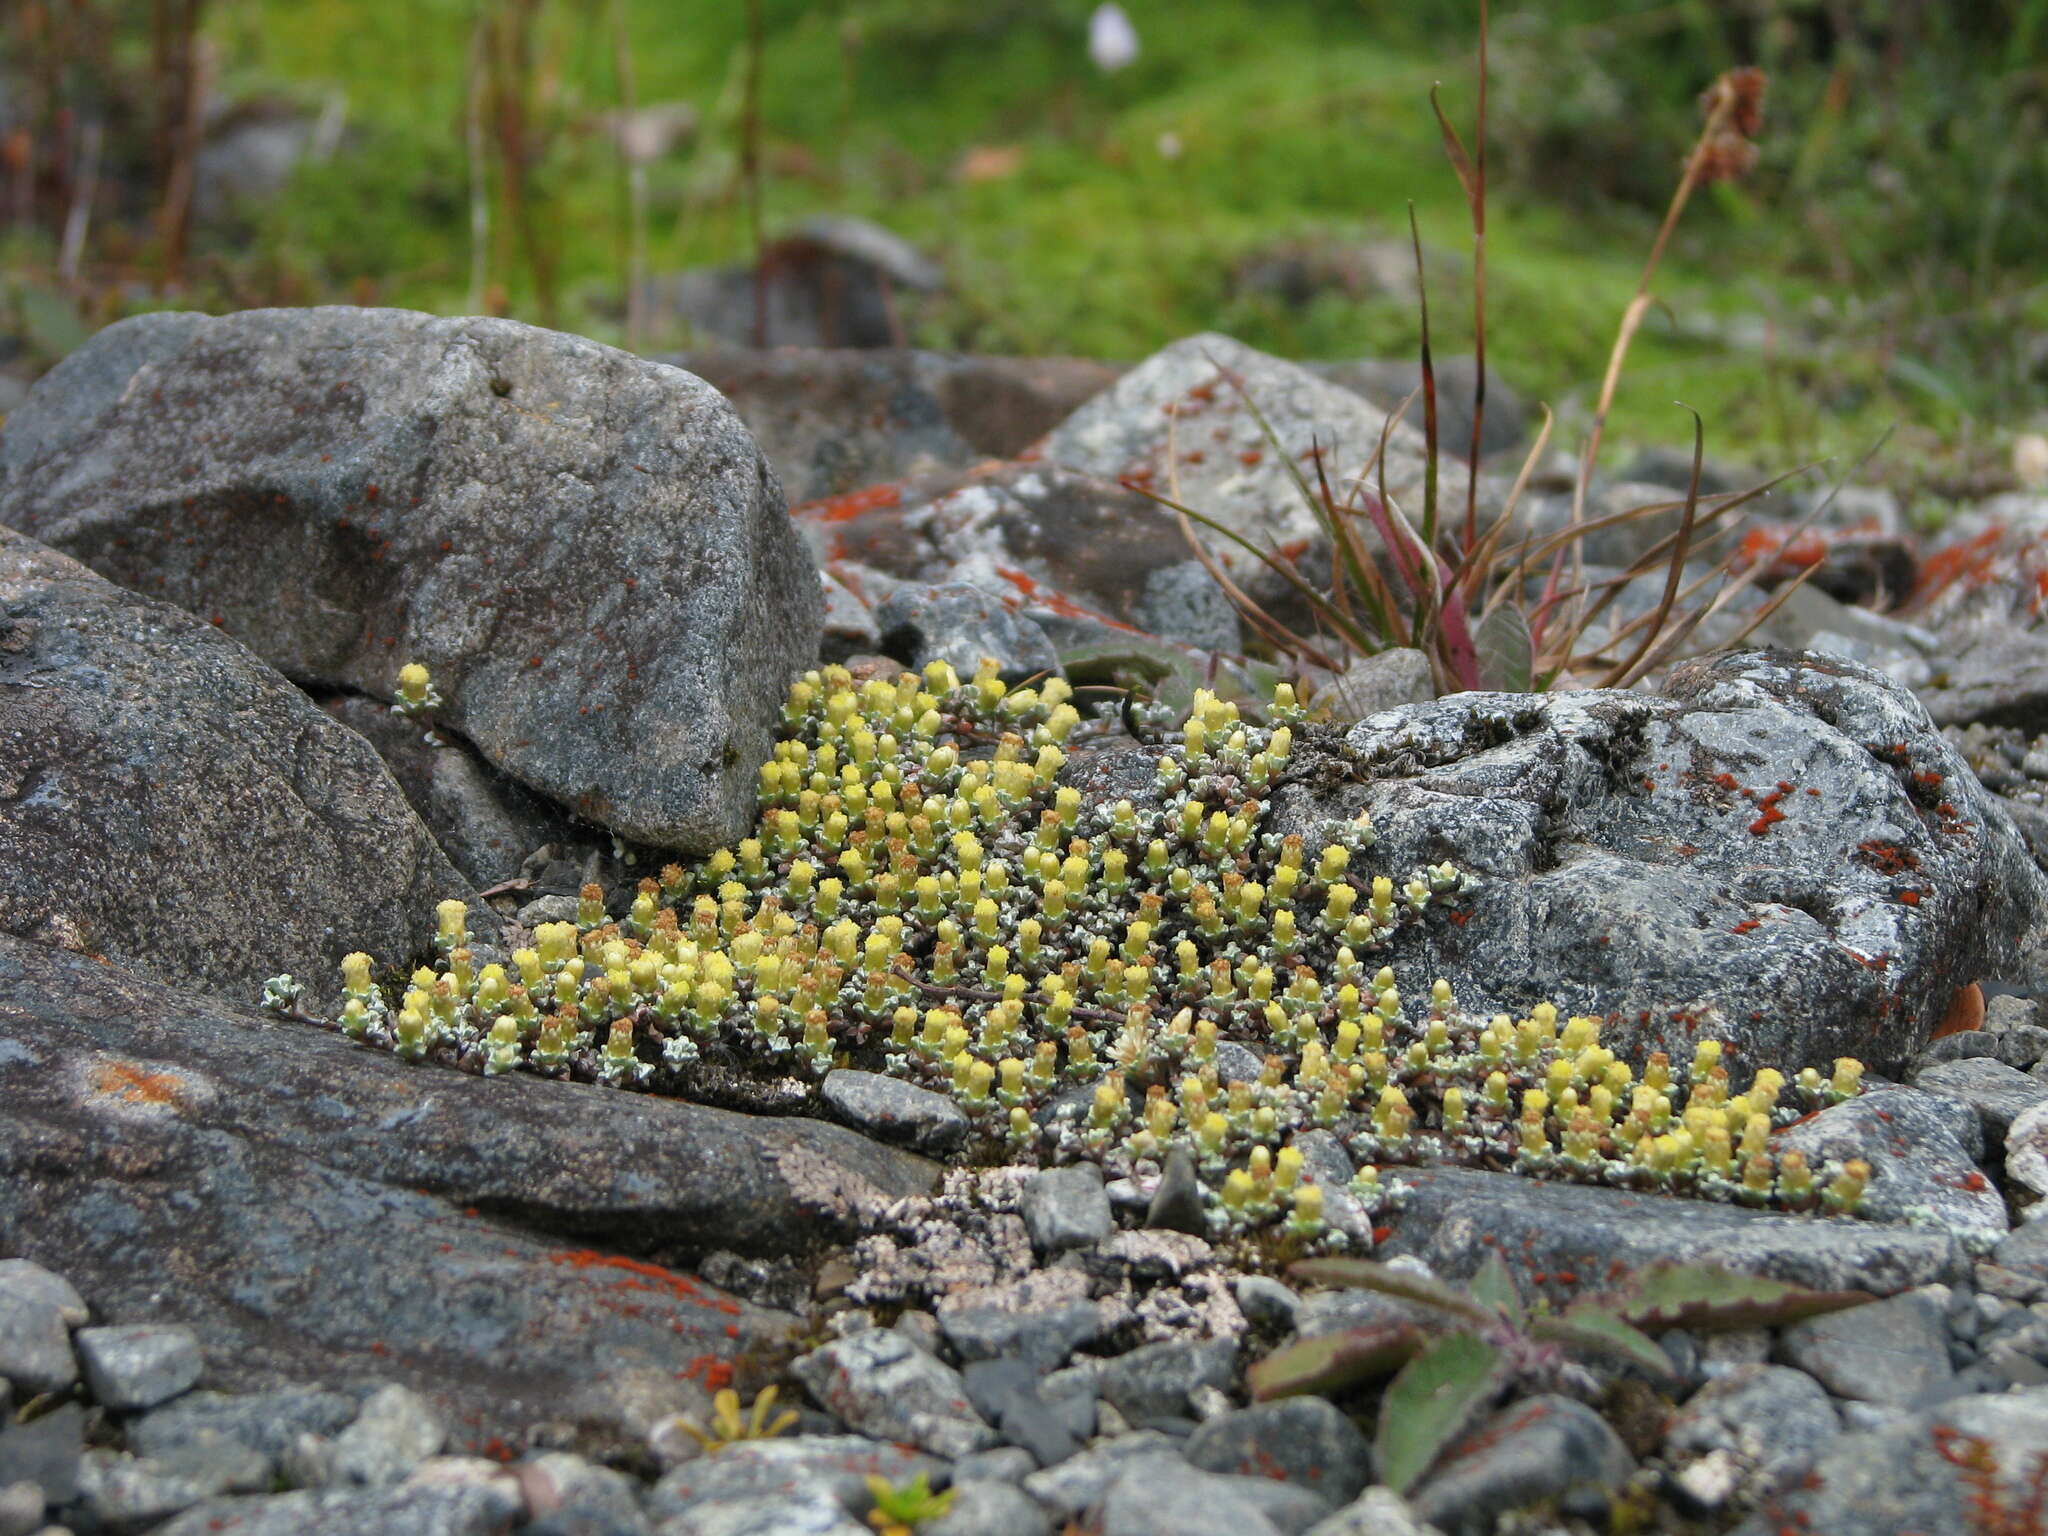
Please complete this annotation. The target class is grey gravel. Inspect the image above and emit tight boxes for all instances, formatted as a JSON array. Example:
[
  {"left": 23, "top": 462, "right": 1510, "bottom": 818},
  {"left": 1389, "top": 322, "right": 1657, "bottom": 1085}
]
[
  {"left": 154, "top": 1484, "right": 517, "bottom": 1536},
  {"left": 1084, "top": 1337, "right": 1239, "bottom": 1425},
  {"left": 658, "top": 1490, "right": 869, "bottom": 1536},
  {"left": 921, "top": 1478, "right": 1055, "bottom": 1536},
  {"left": 1664, "top": 1364, "right": 1840, "bottom": 1507},
  {"left": 1301, "top": 1486, "right": 1446, "bottom": 1536},
  {"left": 129, "top": 1389, "right": 362, "bottom": 1468},
  {"left": 75, "top": 1325, "right": 203, "bottom": 1411},
  {"left": 648, "top": 1437, "right": 941, "bottom": 1522},
  {"left": 0, "top": 1404, "right": 82, "bottom": 1506},
  {"left": 1097, "top": 1462, "right": 1285, "bottom": 1536},
  {"left": 1020, "top": 1431, "right": 1184, "bottom": 1519},
  {"left": 69, "top": 1443, "right": 266, "bottom": 1532},
  {"left": 1409, "top": 1395, "right": 1633, "bottom": 1536},
  {"left": 0, "top": 1482, "right": 43, "bottom": 1536}
]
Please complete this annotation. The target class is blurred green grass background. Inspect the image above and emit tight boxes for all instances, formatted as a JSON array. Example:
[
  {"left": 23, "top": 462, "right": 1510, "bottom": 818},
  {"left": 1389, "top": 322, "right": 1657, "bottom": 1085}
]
[{"left": 9, "top": 0, "right": 2047, "bottom": 499}]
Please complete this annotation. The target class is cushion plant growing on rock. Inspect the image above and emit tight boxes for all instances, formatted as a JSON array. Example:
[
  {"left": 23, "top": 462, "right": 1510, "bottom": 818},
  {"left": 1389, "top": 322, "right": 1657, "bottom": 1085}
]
[{"left": 282, "top": 659, "right": 1880, "bottom": 1249}]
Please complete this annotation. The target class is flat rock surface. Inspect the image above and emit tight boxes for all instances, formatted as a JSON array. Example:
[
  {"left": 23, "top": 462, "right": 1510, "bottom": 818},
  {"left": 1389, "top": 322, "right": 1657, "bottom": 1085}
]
[
  {"left": 0, "top": 307, "right": 819, "bottom": 851},
  {"left": 0, "top": 934, "right": 937, "bottom": 1447},
  {"left": 0, "top": 524, "right": 481, "bottom": 1010}
]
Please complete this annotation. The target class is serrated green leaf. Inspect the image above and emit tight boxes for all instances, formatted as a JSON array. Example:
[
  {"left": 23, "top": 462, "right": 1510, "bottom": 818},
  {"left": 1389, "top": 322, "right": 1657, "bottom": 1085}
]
[
  {"left": 1591, "top": 1262, "right": 1877, "bottom": 1332},
  {"left": 1467, "top": 1254, "right": 1523, "bottom": 1328},
  {"left": 1473, "top": 601, "right": 1533, "bottom": 692},
  {"left": 1288, "top": 1259, "right": 1494, "bottom": 1325},
  {"left": 1527, "top": 1309, "right": 1674, "bottom": 1379},
  {"left": 1248, "top": 1321, "right": 1432, "bottom": 1401},
  {"left": 1375, "top": 1332, "right": 1505, "bottom": 1495}
]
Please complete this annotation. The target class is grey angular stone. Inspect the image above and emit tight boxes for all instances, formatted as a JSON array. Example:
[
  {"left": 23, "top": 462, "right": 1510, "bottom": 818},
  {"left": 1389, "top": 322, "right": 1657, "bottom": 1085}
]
[
  {"left": 999, "top": 1388, "right": 1086, "bottom": 1469},
  {"left": 1097, "top": 1462, "right": 1285, "bottom": 1536},
  {"left": 1374, "top": 1165, "right": 1968, "bottom": 1304},
  {"left": 2004, "top": 1100, "right": 2048, "bottom": 1205},
  {"left": 874, "top": 581, "right": 1059, "bottom": 687},
  {"left": 1088, "top": 1337, "right": 1239, "bottom": 1425},
  {"left": 1319, "top": 650, "right": 1437, "bottom": 723},
  {"left": 1265, "top": 650, "right": 2048, "bottom": 1070},
  {"left": 949, "top": 1447, "right": 1036, "bottom": 1485},
  {"left": 516, "top": 1451, "right": 652, "bottom": 1536},
  {"left": 920, "top": 1477, "right": 1054, "bottom": 1536},
  {"left": 657, "top": 1490, "right": 869, "bottom": 1536},
  {"left": 1301, "top": 1486, "right": 1445, "bottom": 1536},
  {"left": 1220, "top": 1475, "right": 1338, "bottom": 1536},
  {"left": 70, "top": 1443, "right": 267, "bottom": 1532},
  {"left": 1993, "top": 1217, "right": 2048, "bottom": 1283},
  {"left": 0, "top": 307, "right": 819, "bottom": 852},
  {"left": 0, "top": 1480, "right": 41, "bottom": 1536},
  {"left": 1232, "top": 1276, "right": 1303, "bottom": 1331},
  {"left": 0, "top": 525, "right": 488, "bottom": 1013},
  {"left": 0, "top": 1291, "right": 74, "bottom": 1396},
  {"left": 1915, "top": 1056, "right": 2048, "bottom": 1138},
  {"left": 1020, "top": 1164, "right": 1113, "bottom": 1256},
  {"left": 791, "top": 1329, "right": 995, "bottom": 1458},
  {"left": 154, "top": 1484, "right": 516, "bottom": 1536},
  {"left": 0, "top": 1404, "right": 82, "bottom": 1506},
  {"left": 75, "top": 1325, "right": 203, "bottom": 1411},
  {"left": 1990, "top": 995, "right": 2044, "bottom": 1034},
  {"left": 1920, "top": 626, "right": 2048, "bottom": 734},
  {"left": 648, "top": 1438, "right": 940, "bottom": 1522},
  {"left": 1409, "top": 1394, "right": 1633, "bottom": 1536},
  {"left": 1133, "top": 560, "right": 1243, "bottom": 653},
  {"left": 1776, "top": 1087, "right": 2006, "bottom": 1250},
  {"left": 1777, "top": 1289, "right": 1955, "bottom": 1405},
  {"left": 1727, "top": 1392, "right": 2048, "bottom": 1536},
  {"left": 1145, "top": 1148, "right": 1209, "bottom": 1237},
  {"left": 327, "top": 1385, "right": 446, "bottom": 1488},
  {"left": 1020, "top": 1431, "right": 1183, "bottom": 1519},
  {"left": 0, "top": 1263, "right": 87, "bottom": 1330},
  {"left": 938, "top": 1300, "right": 1102, "bottom": 1374},
  {"left": 1185, "top": 1397, "right": 1373, "bottom": 1505},
  {"left": 1664, "top": 1364, "right": 1840, "bottom": 1505},
  {"left": 820, "top": 1070, "right": 969, "bottom": 1153},
  {"left": 960, "top": 1358, "right": 1037, "bottom": 1423}
]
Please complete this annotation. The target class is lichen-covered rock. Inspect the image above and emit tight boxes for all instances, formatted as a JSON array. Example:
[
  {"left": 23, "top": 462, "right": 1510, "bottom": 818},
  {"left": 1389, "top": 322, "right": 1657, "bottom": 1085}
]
[
  {"left": 1263, "top": 648, "right": 2048, "bottom": 1070},
  {"left": 1408, "top": 1395, "right": 1633, "bottom": 1536},
  {"left": 1041, "top": 334, "right": 1471, "bottom": 600},
  {"left": 0, "top": 525, "right": 485, "bottom": 1010},
  {"left": 0, "top": 934, "right": 933, "bottom": 1450},
  {"left": 0, "top": 307, "right": 818, "bottom": 851},
  {"left": 789, "top": 1328, "right": 996, "bottom": 1458}
]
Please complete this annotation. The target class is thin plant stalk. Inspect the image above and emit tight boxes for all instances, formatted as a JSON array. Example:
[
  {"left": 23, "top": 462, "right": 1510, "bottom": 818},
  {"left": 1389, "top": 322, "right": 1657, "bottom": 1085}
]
[
  {"left": 608, "top": 0, "right": 647, "bottom": 351},
  {"left": 1570, "top": 86, "right": 1738, "bottom": 526}
]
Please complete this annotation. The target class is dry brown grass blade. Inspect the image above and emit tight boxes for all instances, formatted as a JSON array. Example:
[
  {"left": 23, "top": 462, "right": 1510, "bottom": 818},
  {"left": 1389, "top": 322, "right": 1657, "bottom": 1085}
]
[{"left": 1599, "top": 406, "right": 1704, "bottom": 688}]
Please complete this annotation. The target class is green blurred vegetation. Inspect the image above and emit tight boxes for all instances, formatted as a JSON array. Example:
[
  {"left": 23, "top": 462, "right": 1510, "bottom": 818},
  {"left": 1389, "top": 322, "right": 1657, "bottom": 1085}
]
[{"left": 7, "top": 0, "right": 2047, "bottom": 499}]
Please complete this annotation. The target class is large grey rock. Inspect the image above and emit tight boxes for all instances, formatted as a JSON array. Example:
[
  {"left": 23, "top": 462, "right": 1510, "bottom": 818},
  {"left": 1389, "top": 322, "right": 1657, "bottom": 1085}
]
[
  {"left": 1776, "top": 1087, "right": 2007, "bottom": 1251},
  {"left": 1728, "top": 1392, "right": 2048, "bottom": 1536},
  {"left": 1264, "top": 648, "right": 2048, "bottom": 1069},
  {"left": 1920, "top": 626, "right": 2048, "bottom": 734},
  {"left": 820, "top": 1069, "right": 969, "bottom": 1154},
  {"left": 873, "top": 581, "right": 1059, "bottom": 687},
  {"left": 1042, "top": 334, "right": 1472, "bottom": 604},
  {"left": 1375, "top": 1166, "right": 1968, "bottom": 1300},
  {"left": 0, "top": 935, "right": 932, "bottom": 1449},
  {"left": 1916, "top": 1056, "right": 2048, "bottom": 1139},
  {"left": 0, "top": 525, "right": 486, "bottom": 1010},
  {"left": 795, "top": 458, "right": 1240, "bottom": 652},
  {"left": 0, "top": 307, "right": 819, "bottom": 852},
  {"left": 669, "top": 348, "right": 1117, "bottom": 506},
  {"left": 1777, "top": 1289, "right": 1956, "bottom": 1405}
]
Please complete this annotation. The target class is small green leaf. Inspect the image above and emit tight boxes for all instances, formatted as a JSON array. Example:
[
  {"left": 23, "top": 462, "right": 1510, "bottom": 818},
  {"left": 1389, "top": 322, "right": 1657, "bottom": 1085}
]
[
  {"left": 1248, "top": 1321, "right": 1432, "bottom": 1401},
  {"left": 1289, "top": 1259, "right": 1495, "bottom": 1325},
  {"left": 1592, "top": 1262, "right": 1877, "bottom": 1333},
  {"left": 1375, "top": 1332, "right": 1505, "bottom": 1495},
  {"left": 1473, "top": 601, "right": 1534, "bottom": 692},
  {"left": 1467, "top": 1254, "right": 1523, "bottom": 1328},
  {"left": 1527, "top": 1309, "right": 1675, "bottom": 1379}
]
